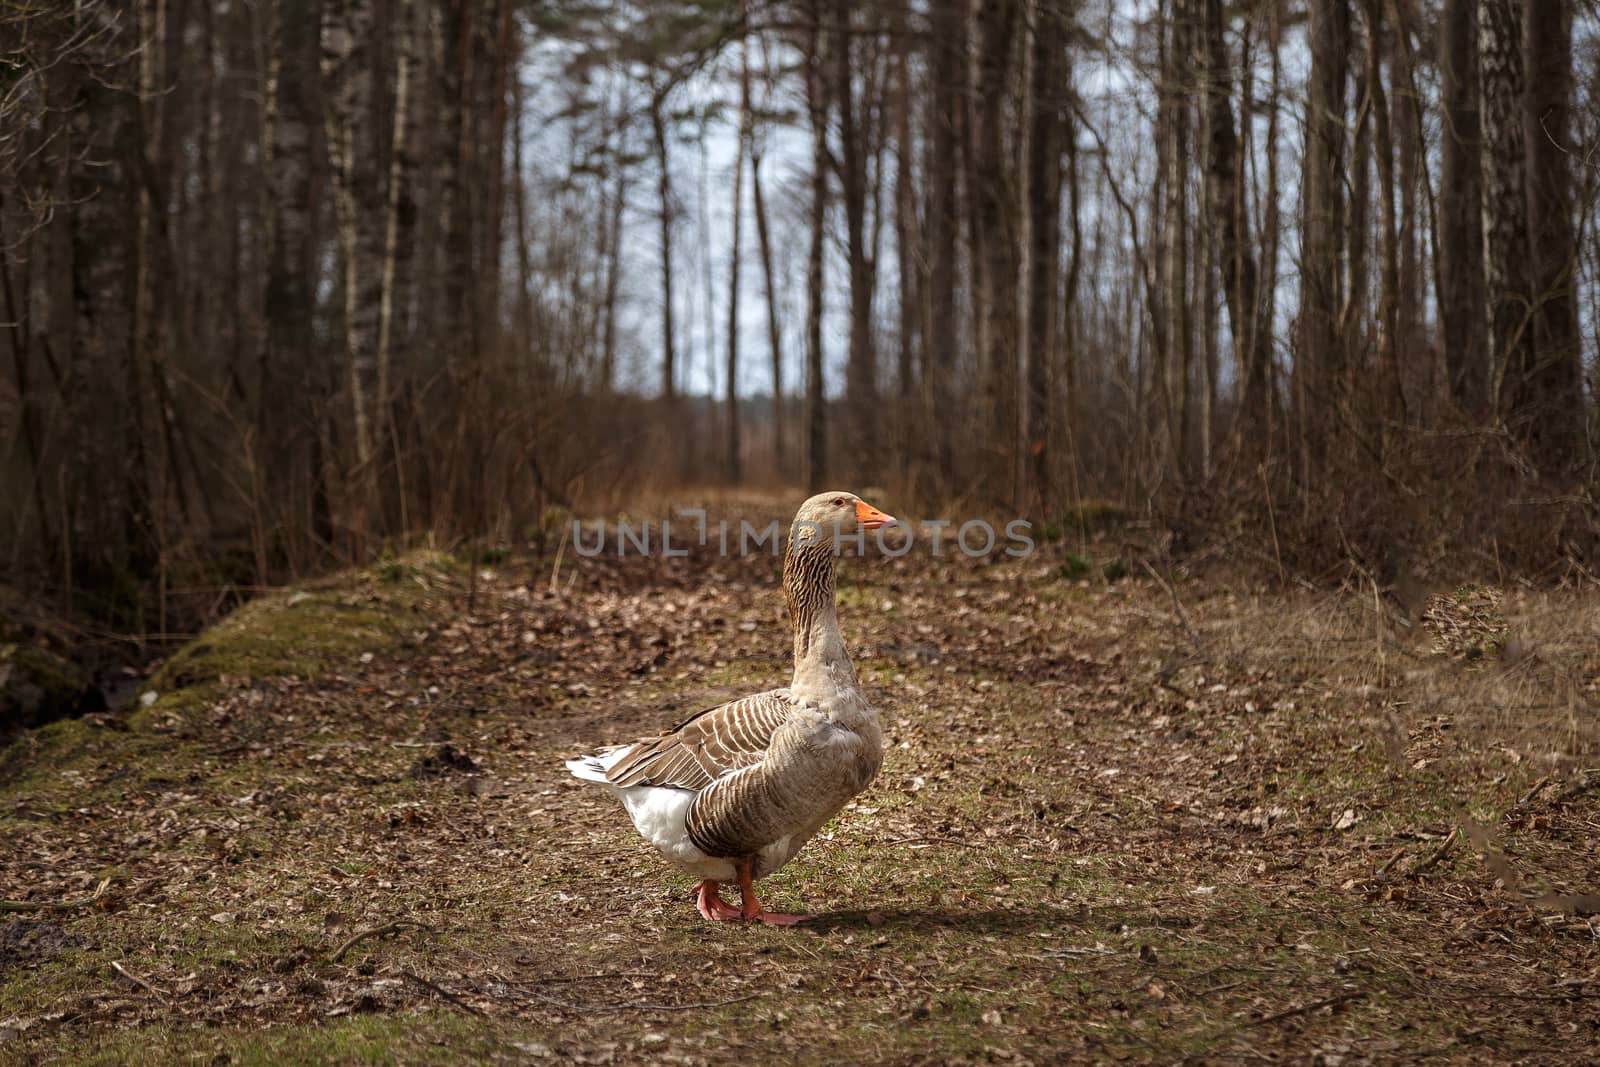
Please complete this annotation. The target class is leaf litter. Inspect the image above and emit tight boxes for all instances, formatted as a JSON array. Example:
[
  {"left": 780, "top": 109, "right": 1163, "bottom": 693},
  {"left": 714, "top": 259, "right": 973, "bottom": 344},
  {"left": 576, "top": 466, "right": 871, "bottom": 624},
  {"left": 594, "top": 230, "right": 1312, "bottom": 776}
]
[{"left": 0, "top": 513, "right": 1597, "bottom": 1062}]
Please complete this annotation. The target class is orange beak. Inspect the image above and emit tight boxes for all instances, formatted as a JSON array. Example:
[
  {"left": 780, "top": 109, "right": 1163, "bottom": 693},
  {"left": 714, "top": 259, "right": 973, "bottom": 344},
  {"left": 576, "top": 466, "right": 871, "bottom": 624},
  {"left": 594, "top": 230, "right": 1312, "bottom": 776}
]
[{"left": 855, "top": 499, "right": 895, "bottom": 530}]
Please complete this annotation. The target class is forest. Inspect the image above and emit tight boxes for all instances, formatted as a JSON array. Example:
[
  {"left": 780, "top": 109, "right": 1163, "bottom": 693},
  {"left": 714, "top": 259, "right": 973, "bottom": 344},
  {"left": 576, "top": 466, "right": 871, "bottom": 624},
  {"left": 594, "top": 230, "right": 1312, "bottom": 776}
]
[
  {"left": 2, "top": 0, "right": 1596, "bottom": 632},
  {"left": 2, "top": 1, "right": 1599, "bottom": 1063}
]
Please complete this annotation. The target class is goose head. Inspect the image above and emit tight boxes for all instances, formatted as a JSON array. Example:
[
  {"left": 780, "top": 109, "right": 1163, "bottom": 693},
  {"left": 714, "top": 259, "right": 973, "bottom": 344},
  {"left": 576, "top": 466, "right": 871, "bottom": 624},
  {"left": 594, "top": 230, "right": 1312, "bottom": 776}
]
[{"left": 790, "top": 491, "right": 896, "bottom": 549}]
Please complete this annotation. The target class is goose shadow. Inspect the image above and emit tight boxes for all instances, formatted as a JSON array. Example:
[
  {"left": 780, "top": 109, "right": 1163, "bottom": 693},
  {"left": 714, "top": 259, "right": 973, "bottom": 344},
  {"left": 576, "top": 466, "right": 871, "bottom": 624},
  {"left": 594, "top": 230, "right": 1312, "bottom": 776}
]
[{"left": 805, "top": 904, "right": 1083, "bottom": 937}]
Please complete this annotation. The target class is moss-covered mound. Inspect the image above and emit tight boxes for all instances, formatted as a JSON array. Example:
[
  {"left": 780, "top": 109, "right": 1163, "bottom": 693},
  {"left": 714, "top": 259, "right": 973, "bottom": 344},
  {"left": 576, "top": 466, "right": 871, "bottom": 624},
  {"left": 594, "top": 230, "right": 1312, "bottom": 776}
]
[{"left": 0, "top": 644, "right": 93, "bottom": 735}]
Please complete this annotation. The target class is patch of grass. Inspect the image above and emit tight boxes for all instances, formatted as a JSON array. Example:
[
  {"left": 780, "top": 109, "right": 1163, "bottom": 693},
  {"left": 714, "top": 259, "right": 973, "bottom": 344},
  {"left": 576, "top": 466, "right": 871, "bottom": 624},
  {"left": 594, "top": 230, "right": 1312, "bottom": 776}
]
[
  {"left": 5, "top": 536, "right": 1598, "bottom": 1064},
  {"left": 1058, "top": 552, "right": 1092, "bottom": 580},
  {"left": 135, "top": 554, "right": 448, "bottom": 729},
  {"left": 36, "top": 1012, "right": 506, "bottom": 1067},
  {"left": 143, "top": 595, "right": 384, "bottom": 710}
]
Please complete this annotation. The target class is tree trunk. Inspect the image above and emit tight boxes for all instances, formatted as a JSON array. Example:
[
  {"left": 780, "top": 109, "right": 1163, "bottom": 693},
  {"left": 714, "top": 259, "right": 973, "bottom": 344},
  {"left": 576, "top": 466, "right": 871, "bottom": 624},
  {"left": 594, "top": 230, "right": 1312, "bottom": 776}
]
[
  {"left": 1476, "top": 0, "right": 1535, "bottom": 431},
  {"left": 430, "top": 3, "right": 469, "bottom": 381},
  {"left": 973, "top": 0, "right": 1020, "bottom": 493},
  {"left": 1521, "top": 0, "right": 1583, "bottom": 471},
  {"left": 1061, "top": 115, "right": 1083, "bottom": 488},
  {"left": 750, "top": 110, "right": 785, "bottom": 478},
  {"left": 1345, "top": 59, "right": 1370, "bottom": 382},
  {"left": 1025, "top": 0, "right": 1067, "bottom": 507},
  {"left": 1161, "top": 0, "right": 1193, "bottom": 477},
  {"left": 599, "top": 134, "right": 627, "bottom": 395},
  {"left": 891, "top": 0, "right": 918, "bottom": 403},
  {"left": 1258, "top": 0, "right": 1284, "bottom": 458},
  {"left": 1365, "top": 0, "right": 1403, "bottom": 436},
  {"left": 377, "top": 0, "right": 420, "bottom": 528},
  {"left": 923, "top": 0, "right": 963, "bottom": 485},
  {"left": 1440, "top": 0, "right": 1486, "bottom": 413},
  {"left": 1201, "top": 0, "right": 1269, "bottom": 459},
  {"left": 804, "top": 5, "right": 829, "bottom": 491},
  {"left": 835, "top": 0, "right": 877, "bottom": 475},
  {"left": 321, "top": 0, "right": 383, "bottom": 529},
  {"left": 264, "top": 0, "right": 330, "bottom": 569},
  {"left": 1390, "top": 0, "right": 1422, "bottom": 395},
  {"left": 726, "top": 21, "right": 749, "bottom": 484},
  {"left": 1297, "top": 0, "right": 1350, "bottom": 465},
  {"left": 650, "top": 90, "right": 678, "bottom": 404}
]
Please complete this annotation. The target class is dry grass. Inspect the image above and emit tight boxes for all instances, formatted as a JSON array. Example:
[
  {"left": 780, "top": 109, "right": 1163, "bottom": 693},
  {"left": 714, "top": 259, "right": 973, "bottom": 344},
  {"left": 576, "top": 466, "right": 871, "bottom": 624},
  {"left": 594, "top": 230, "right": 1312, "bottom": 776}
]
[{"left": 1, "top": 526, "right": 1596, "bottom": 1064}]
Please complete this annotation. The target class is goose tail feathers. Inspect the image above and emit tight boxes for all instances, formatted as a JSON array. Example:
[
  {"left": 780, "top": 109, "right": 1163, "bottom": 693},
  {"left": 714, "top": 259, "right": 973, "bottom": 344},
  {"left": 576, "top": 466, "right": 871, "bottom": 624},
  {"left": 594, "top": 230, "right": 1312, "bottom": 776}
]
[{"left": 565, "top": 745, "right": 629, "bottom": 784}]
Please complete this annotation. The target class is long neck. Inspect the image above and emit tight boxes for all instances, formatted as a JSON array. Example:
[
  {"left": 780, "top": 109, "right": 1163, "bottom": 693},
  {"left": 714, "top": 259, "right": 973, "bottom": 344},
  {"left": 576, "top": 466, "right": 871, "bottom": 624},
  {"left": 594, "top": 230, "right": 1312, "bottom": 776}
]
[{"left": 784, "top": 536, "right": 855, "bottom": 691}]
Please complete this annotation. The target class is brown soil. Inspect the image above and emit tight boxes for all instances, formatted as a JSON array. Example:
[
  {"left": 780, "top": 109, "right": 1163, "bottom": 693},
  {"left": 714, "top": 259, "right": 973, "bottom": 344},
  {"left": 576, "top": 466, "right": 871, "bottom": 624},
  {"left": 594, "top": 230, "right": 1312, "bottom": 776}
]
[{"left": 1, "top": 518, "right": 1596, "bottom": 1064}]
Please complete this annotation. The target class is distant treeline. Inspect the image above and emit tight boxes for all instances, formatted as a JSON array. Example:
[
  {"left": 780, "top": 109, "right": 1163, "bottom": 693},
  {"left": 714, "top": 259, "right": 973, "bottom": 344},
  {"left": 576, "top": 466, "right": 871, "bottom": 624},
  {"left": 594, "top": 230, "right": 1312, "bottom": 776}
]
[{"left": 1, "top": 0, "right": 1596, "bottom": 631}]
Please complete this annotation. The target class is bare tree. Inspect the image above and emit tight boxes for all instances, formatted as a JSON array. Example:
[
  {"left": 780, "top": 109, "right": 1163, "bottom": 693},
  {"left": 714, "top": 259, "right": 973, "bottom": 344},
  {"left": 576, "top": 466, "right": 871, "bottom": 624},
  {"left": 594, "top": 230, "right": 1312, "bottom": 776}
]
[
  {"left": 1440, "top": 0, "right": 1487, "bottom": 412},
  {"left": 1298, "top": 0, "right": 1351, "bottom": 463},
  {"left": 1477, "top": 0, "right": 1535, "bottom": 430},
  {"left": 804, "top": 0, "right": 829, "bottom": 490},
  {"left": 1522, "top": 0, "right": 1584, "bottom": 470}
]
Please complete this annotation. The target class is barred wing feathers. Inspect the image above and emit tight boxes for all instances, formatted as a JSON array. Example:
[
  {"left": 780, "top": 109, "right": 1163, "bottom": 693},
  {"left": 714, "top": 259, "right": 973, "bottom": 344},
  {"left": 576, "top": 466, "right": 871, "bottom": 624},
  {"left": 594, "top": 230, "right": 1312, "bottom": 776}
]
[{"left": 604, "top": 690, "right": 798, "bottom": 791}]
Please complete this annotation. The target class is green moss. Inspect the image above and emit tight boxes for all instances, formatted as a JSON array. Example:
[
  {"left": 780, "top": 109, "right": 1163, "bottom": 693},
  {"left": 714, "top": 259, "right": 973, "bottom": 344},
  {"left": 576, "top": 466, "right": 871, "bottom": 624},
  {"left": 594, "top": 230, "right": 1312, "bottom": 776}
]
[
  {"left": 1, "top": 643, "right": 91, "bottom": 731},
  {"left": 134, "top": 559, "right": 441, "bottom": 729},
  {"left": 1058, "top": 553, "right": 1092, "bottom": 580},
  {"left": 1061, "top": 500, "right": 1132, "bottom": 533},
  {"left": 27, "top": 1012, "right": 505, "bottom": 1066}
]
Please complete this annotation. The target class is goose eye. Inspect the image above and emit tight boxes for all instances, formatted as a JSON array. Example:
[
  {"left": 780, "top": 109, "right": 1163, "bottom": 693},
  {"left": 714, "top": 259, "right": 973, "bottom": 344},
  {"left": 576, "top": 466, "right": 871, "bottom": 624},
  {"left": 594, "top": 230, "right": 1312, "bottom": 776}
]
[{"left": 832, "top": 498, "right": 846, "bottom": 507}]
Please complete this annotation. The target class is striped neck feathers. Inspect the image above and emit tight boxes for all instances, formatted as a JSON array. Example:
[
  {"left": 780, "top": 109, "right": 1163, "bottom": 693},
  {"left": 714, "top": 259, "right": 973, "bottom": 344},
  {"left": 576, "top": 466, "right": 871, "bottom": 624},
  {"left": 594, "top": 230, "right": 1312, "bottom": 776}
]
[{"left": 783, "top": 532, "right": 852, "bottom": 686}]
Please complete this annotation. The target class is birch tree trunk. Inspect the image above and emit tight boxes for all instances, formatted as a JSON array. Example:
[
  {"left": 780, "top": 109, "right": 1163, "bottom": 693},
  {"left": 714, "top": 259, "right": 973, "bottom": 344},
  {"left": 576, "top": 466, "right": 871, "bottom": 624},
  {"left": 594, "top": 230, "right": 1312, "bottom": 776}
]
[
  {"left": 599, "top": 137, "right": 627, "bottom": 396},
  {"left": 726, "top": 21, "right": 749, "bottom": 484},
  {"left": 321, "top": 0, "right": 382, "bottom": 511},
  {"left": 1476, "top": 0, "right": 1534, "bottom": 427},
  {"left": 804, "top": 2, "right": 830, "bottom": 491},
  {"left": 650, "top": 89, "right": 678, "bottom": 404},
  {"left": 750, "top": 103, "right": 785, "bottom": 477},
  {"left": 1365, "top": 0, "right": 1402, "bottom": 436},
  {"left": 377, "top": 0, "right": 420, "bottom": 520}
]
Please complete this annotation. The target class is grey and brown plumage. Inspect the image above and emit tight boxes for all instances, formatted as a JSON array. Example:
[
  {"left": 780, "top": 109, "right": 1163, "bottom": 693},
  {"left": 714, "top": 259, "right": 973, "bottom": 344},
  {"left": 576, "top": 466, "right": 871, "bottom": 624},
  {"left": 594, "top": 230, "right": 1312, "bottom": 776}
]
[{"left": 565, "top": 492, "right": 895, "bottom": 925}]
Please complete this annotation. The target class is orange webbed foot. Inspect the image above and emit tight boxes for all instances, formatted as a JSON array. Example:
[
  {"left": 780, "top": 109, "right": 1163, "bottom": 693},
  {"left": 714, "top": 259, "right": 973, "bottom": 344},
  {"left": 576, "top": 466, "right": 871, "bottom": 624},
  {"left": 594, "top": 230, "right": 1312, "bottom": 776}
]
[
  {"left": 733, "top": 859, "right": 812, "bottom": 927},
  {"left": 693, "top": 880, "right": 742, "bottom": 921}
]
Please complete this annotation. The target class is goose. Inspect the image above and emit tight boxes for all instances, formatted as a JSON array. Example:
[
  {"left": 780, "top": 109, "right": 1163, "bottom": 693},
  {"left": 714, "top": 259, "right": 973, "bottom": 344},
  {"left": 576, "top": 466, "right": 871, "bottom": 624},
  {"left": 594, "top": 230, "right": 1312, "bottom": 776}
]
[{"left": 565, "top": 492, "right": 895, "bottom": 925}]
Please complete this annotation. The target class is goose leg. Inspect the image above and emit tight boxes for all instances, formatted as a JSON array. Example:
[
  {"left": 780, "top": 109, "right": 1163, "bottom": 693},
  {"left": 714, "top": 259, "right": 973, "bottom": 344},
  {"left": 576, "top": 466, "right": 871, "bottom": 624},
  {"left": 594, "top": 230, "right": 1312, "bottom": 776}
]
[
  {"left": 734, "top": 858, "right": 813, "bottom": 926},
  {"left": 693, "top": 879, "right": 742, "bottom": 921}
]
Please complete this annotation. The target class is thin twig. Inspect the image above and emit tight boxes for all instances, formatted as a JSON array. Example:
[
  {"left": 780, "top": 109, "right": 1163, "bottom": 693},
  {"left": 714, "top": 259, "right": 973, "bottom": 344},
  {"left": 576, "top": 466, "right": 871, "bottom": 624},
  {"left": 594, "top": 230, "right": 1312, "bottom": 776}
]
[
  {"left": 0, "top": 877, "right": 112, "bottom": 913},
  {"left": 329, "top": 920, "right": 432, "bottom": 962},
  {"left": 1240, "top": 991, "right": 1365, "bottom": 1028},
  {"left": 401, "top": 971, "right": 486, "bottom": 1016},
  {"left": 1259, "top": 463, "right": 1286, "bottom": 587},
  {"left": 526, "top": 987, "right": 763, "bottom": 1012},
  {"left": 1373, "top": 847, "right": 1407, "bottom": 881},
  {"left": 1405, "top": 828, "right": 1459, "bottom": 879},
  {"left": 504, "top": 970, "right": 655, "bottom": 986},
  {"left": 609, "top": 993, "right": 763, "bottom": 1012},
  {"left": 1517, "top": 776, "right": 1552, "bottom": 807},
  {"left": 1141, "top": 560, "right": 1202, "bottom": 651},
  {"left": 110, "top": 960, "right": 169, "bottom": 1002},
  {"left": 549, "top": 519, "right": 571, "bottom": 597}
]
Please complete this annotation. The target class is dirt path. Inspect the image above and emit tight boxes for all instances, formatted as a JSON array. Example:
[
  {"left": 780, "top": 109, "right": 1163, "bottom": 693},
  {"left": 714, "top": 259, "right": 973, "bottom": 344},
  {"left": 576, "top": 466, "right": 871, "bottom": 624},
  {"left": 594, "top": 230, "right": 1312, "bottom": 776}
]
[{"left": 2, "top": 539, "right": 1597, "bottom": 1064}]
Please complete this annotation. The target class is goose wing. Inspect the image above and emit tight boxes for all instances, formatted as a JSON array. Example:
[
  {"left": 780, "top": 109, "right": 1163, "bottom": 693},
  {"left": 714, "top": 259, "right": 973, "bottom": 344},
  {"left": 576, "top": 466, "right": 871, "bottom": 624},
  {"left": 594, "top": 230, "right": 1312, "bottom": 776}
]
[{"left": 605, "top": 689, "right": 799, "bottom": 790}]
